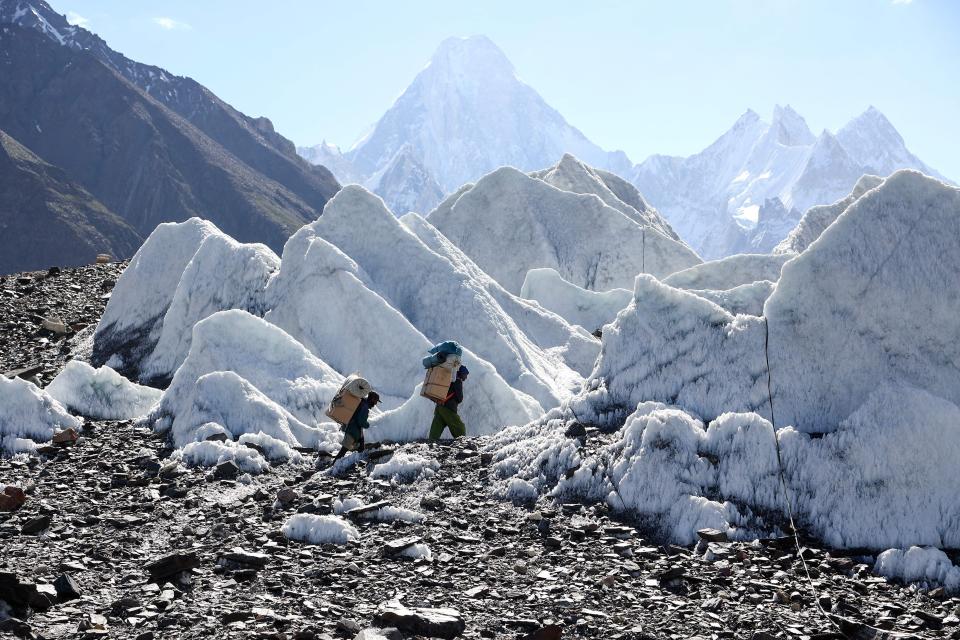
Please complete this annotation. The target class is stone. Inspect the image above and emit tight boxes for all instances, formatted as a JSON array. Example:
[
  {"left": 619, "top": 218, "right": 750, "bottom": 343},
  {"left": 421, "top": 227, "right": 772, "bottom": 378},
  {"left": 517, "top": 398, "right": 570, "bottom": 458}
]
[
  {"left": 520, "top": 626, "right": 563, "bottom": 640},
  {"left": 697, "top": 528, "right": 729, "bottom": 542},
  {"left": 0, "top": 486, "right": 27, "bottom": 511},
  {"left": 354, "top": 629, "right": 403, "bottom": 640},
  {"left": 465, "top": 585, "right": 489, "bottom": 598},
  {"left": 0, "top": 573, "right": 57, "bottom": 610},
  {"left": 276, "top": 488, "right": 299, "bottom": 506},
  {"left": 564, "top": 422, "right": 587, "bottom": 438},
  {"left": 214, "top": 460, "right": 240, "bottom": 480},
  {"left": 346, "top": 500, "right": 391, "bottom": 518},
  {"left": 79, "top": 613, "right": 109, "bottom": 631},
  {"left": 0, "top": 617, "right": 33, "bottom": 637},
  {"left": 219, "top": 547, "right": 271, "bottom": 569},
  {"left": 373, "top": 601, "right": 465, "bottom": 639},
  {"left": 145, "top": 552, "right": 201, "bottom": 581},
  {"left": 384, "top": 536, "right": 422, "bottom": 555},
  {"left": 54, "top": 573, "right": 82, "bottom": 601},
  {"left": 420, "top": 496, "right": 445, "bottom": 511},
  {"left": 21, "top": 514, "right": 51, "bottom": 535},
  {"left": 52, "top": 428, "right": 80, "bottom": 446}
]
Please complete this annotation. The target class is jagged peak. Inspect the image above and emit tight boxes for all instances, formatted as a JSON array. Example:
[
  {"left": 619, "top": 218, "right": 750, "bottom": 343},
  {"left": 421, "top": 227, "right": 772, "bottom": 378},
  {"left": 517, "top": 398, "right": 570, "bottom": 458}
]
[
  {"left": 427, "top": 35, "right": 514, "bottom": 76},
  {"left": 840, "top": 106, "right": 903, "bottom": 141},
  {"left": 734, "top": 109, "right": 762, "bottom": 128},
  {"left": 771, "top": 104, "right": 815, "bottom": 146}
]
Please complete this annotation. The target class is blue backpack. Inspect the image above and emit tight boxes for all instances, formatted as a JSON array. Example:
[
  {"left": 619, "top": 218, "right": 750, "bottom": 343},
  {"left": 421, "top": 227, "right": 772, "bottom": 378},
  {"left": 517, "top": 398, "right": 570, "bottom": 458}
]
[{"left": 422, "top": 341, "right": 463, "bottom": 368}]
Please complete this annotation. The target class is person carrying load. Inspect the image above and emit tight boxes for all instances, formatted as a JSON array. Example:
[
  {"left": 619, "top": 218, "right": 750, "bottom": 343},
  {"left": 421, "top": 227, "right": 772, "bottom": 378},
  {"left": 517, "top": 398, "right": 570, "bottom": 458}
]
[
  {"left": 333, "top": 391, "right": 380, "bottom": 460},
  {"left": 420, "top": 341, "right": 469, "bottom": 440},
  {"left": 325, "top": 374, "right": 380, "bottom": 460},
  {"left": 429, "top": 365, "right": 469, "bottom": 440}
]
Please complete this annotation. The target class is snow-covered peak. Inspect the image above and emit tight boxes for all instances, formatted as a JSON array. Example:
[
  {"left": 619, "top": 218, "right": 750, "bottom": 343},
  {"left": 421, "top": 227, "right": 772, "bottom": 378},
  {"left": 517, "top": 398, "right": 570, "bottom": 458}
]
[
  {"left": 632, "top": 104, "right": 948, "bottom": 259},
  {"left": 835, "top": 106, "right": 943, "bottom": 180},
  {"left": 771, "top": 104, "right": 815, "bottom": 147},
  {"left": 427, "top": 35, "right": 515, "bottom": 78},
  {"left": 341, "top": 34, "right": 630, "bottom": 203}
]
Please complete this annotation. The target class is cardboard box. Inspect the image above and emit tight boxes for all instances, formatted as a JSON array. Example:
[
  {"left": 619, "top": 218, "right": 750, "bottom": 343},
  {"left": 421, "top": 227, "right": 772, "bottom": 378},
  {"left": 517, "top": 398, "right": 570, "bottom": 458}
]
[
  {"left": 421, "top": 366, "right": 453, "bottom": 402},
  {"left": 325, "top": 390, "right": 361, "bottom": 425}
]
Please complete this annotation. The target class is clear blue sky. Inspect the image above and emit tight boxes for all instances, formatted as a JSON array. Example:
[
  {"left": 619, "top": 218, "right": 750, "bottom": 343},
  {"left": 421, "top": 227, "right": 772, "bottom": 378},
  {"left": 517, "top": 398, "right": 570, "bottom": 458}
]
[{"left": 57, "top": 0, "right": 959, "bottom": 179}]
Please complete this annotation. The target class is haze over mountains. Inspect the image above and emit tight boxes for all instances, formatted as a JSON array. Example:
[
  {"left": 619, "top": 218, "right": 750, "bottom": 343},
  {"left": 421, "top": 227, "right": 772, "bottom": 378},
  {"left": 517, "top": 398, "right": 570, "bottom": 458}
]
[
  {"left": 300, "top": 36, "right": 947, "bottom": 259},
  {"left": 298, "top": 36, "right": 632, "bottom": 215}
]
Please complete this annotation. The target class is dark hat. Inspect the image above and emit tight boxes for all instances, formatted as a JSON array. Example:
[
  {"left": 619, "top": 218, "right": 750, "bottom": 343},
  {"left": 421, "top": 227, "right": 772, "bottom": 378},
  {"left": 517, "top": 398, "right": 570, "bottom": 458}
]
[
  {"left": 367, "top": 391, "right": 380, "bottom": 405},
  {"left": 457, "top": 365, "right": 469, "bottom": 377}
]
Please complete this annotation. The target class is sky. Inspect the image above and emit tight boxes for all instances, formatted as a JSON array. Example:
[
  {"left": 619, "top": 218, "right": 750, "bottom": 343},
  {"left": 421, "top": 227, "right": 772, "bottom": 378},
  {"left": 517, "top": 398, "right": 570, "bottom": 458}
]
[{"left": 58, "top": 0, "right": 960, "bottom": 179}]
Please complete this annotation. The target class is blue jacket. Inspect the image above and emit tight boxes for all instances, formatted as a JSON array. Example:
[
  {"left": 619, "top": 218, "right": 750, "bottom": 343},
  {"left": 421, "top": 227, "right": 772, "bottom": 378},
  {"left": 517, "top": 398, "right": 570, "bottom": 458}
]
[{"left": 344, "top": 399, "right": 371, "bottom": 440}]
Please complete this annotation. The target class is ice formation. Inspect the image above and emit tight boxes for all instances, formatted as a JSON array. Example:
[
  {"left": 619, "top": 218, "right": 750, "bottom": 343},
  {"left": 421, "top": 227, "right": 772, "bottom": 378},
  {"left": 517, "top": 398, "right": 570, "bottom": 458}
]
[
  {"left": 141, "top": 232, "right": 279, "bottom": 384},
  {"left": 427, "top": 165, "right": 700, "bottom": 294},
  {"left": 151, "top": 310, "right": 344, "bottom": 454},
  {"left": 0, "top": 375, "right": 82, "bottom": 453},
  {"left": 91, "top": 218, "right": 218, "bottom": 378},
  {"left": 663, "top": 253, "right": 791, "bottom": 291},
  {"left": 774, "top": 174, "right": 884, "bottom": 255},
  {"left": 369, "top": 451, "right": 440, "bottom": 484},
  {"left": 765, "top": 170, "right": 960, "bottom": 430},
  {"left": 309, "top": 185, "right": 583, "bottom": 409},
  {"left": 875, "top": 547, "right": 960, "bottom": 594},
  {"left": 519, "top": 268, "right": 633, "bottom": 333},
  {"left": 582, "top": 171, "right": 960, "bottom": 432},
  {"left": 46, "top": 361, "right": 162, "bottom": 420},
  {"left": 530, "top": 154, "right": 681, "bottom": 241},
  {"left": 264, "top": 223, "right": 544, "bottom": 436},
  {"left": 490, "top": 384, "right": 960, "bottom": 549},
  {"left": 687, "top": 281, "right": 775, "bottom": 317},
  {"left": 281, "top": 514, "right": 359, "bottom": 545},
  {"left": 400, "top": 213, "right": 601, "bottom": 377},
  {"left": 585, "top": 275, "right": 769, "bottom": 425}
]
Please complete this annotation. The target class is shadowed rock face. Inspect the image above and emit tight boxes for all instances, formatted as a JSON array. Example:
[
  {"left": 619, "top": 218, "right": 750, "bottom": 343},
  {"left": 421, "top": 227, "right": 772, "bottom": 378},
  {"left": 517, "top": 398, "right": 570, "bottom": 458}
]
[
  {"left": 0, "top": 129, "right": 141, "bottom": 274},
  {"left": 0, "top": 26, "right": 323, "bottom": 253},
  {"left": 0, "top": 0, "right": 339, "bottom": 213}
]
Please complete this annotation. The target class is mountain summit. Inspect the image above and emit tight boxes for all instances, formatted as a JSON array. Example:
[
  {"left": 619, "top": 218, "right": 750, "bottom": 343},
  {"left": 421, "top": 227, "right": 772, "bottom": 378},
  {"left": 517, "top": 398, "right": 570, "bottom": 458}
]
[
  {"left": 631, "top": 104, "right": 948, "bottom": 259},
  {"left": 301, "top": 36, "right": 630, "bottom": 214}
]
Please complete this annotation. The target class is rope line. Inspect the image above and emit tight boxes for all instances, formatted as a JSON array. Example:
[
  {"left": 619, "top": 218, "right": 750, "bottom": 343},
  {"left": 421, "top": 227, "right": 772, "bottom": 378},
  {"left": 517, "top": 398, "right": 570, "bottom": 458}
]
[{"left": 764, "top": 317, "right": 851, "bottom": 633}]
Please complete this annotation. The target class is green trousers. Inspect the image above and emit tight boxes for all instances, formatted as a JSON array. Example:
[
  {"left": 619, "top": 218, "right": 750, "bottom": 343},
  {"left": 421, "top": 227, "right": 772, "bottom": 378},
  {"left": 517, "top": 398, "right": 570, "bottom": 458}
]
[{"left": 430, "top": 406, "right": 466, "bottom": 440}]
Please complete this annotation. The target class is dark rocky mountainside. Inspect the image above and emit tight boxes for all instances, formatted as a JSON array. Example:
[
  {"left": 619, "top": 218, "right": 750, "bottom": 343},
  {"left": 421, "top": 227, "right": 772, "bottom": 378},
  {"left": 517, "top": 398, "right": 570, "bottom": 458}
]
[
  {"left": 2, "top": 263, "right": 959, "bottom": 640},
  {"left": 0, "top": 25, "right": 330, "bottom": 255},
  {"left": 0, "top": 130, "right": 141, "bottom": 273},
  {"left": 0, "top": 0, "right": 339, "bottom": 213}
]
